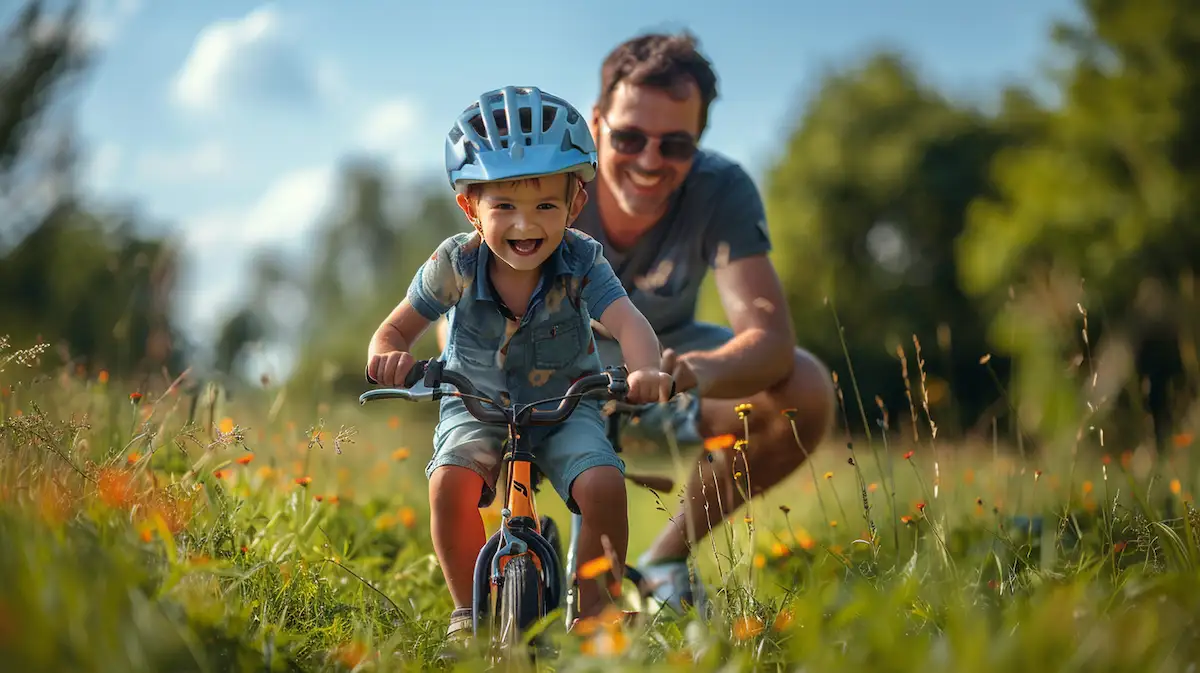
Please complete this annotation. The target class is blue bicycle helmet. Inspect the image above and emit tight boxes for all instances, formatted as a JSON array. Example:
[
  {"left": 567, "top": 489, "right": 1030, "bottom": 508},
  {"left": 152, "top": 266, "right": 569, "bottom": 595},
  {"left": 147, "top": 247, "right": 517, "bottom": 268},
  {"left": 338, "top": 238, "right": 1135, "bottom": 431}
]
[{"left": 444, "top": 86, "right": 597, "bottom": 191}]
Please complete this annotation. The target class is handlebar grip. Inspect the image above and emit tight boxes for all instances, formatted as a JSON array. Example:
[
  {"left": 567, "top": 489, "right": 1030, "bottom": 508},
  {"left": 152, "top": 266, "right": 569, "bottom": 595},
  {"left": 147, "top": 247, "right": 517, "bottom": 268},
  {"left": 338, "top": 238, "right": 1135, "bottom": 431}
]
[
  {"left": 404, "top": 359, "right": 430, "bottom": 388},
  {"left": 365, "top": 358, "right": 430, "bottom": 388}
]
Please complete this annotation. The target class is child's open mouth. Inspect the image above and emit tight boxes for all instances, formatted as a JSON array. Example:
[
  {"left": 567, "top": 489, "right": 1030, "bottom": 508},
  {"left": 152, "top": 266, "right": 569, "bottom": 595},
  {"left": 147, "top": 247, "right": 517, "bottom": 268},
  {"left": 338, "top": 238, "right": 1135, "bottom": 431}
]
[{"left": 506, "top": 238, "right": 544, "bottom": 256}]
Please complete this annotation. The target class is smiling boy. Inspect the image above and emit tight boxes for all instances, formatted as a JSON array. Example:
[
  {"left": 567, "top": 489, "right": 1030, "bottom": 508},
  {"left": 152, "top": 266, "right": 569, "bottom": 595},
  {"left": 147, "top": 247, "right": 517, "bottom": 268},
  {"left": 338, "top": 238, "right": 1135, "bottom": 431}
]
[{"left": 365, "top": 86, "right": 672, "bottom": 640}]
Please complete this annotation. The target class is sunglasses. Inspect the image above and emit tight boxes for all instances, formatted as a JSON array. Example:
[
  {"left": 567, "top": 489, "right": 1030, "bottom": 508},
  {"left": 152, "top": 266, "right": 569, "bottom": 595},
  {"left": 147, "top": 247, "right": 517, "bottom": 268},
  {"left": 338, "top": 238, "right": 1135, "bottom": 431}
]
[{"left": 601, "top": 119, "right": 698, "bottom": 161}]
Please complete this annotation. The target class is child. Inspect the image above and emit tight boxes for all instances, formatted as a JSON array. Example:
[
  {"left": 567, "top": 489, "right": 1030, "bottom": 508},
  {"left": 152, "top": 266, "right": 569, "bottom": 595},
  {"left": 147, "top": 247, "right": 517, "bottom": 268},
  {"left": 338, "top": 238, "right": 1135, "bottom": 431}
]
[{"left": 365, "top": 86, "right": 672, "bottom": 641}]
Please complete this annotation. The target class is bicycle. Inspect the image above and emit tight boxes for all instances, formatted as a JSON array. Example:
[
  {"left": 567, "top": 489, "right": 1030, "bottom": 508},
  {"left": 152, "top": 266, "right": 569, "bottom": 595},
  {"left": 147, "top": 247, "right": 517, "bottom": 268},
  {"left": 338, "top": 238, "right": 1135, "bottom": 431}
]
[{"left": 360, "top": 358, "right": 678, "bottom": 652}]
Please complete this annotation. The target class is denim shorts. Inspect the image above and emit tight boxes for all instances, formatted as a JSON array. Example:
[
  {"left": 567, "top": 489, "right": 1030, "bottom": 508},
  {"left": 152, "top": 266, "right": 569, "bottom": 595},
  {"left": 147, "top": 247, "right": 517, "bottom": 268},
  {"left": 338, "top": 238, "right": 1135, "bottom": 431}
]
[
  {"left": 425, "top": 397, "right": 625, "bottom": 514},
  {"left": 594, "top": 321, "right": 735, "bottom": 447}
]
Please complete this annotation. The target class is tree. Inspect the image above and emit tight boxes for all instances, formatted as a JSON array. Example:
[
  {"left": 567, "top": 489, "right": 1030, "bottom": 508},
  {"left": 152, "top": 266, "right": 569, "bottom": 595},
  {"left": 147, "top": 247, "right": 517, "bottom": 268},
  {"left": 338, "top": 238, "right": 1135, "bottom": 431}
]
[
  {"left": 762, "top": 52, "right": 1018, "bottom": 437},
  {"left": 957, "top": 0, "right": 1200, "bottom": 448}
]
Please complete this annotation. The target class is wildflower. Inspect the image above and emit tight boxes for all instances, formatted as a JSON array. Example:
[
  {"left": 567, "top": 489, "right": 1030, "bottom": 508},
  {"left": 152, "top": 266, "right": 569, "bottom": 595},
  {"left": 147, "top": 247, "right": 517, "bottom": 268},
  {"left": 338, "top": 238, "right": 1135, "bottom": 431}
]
[
  {"left": 1171, "top": 479, "right": 1182, "bottom": 495},
  {"left": 295, "top": 476, "right": 313, "bottom": 487},
  {"left": 732, "top": 615, "right": 764, "bottom": 641},
  {"left": 796, "top": 529, "right": 815, "bottom": 550},
  {"left": 733, "top": 439, "right": 748, "bottom": 452},
  {"left": 1034, "top": 469, "right": 1043, "bottom": 482},
  {"left": 126, "top": 452, "right": 141, "bottom": 465},
  {"left": 916, "top": 502, "right": 926, "bottom": 512},
  {"left": 1082, "top": 481, "right": 1093, "bottom": 496},
  {"left": 901, "top": 515, "right": 913, "bottom": 524},
  {"left": 98, "top": 370, "right": 109, "bottom": 384},
  {"left": 398, "top": 506, "right": 416, "bottom": 528},
  {"left": 771, "top": 542, "right": 790, "bottom": 557},
  {"left": 1174, "top": 433, "right": 1193, "bottom": 449},
  {"left": 779, "top": 504, "right": 791, "bottom": 514},
  {"left": 867, "top": 482, "right": 878, "bottom": 493},
  {"left": 213, "top": 469, "right": 231, "bottom": 479},
  {"left": 781, "top": 408, "right": 798, "bottom": 419},
  {"left": 335, "top": 641, "right": 367, "bottom": 669},
  {"left": 1113, "top": 541, "right": 1127, "bottom": 553},
  {"left": 387, "top": 416, "right": 401, "bottom": 430},
  {"left": 235, "top": 454, "right": 254, "bottom": 465},
  {"left": 753, "top": 554, "right": 765, "bottom": 568},
  {"left": 703, "top": 434, "right": 737, "bottom": 452},
  {"left": 218, "top": 417, "right": 234, "bottom": 435},
  {"left": 735, "top": 403, "right": 753, "bottom": 420},
  {"left": 129, "top": 392, "right": 143, "bottom": 403},
  {"left": 823, "top": 471, "right": 833, "bottom": 480},
  {"left": 903, "top": 450, "right": 914, "bottom": 460},
  {"left": 97, "top": 468, "right": 134, "bottom": 509},
  {"left": 773, "top": 609, "right": 794, "bottom": 632},
  {"left": 578, "top": 556, "right": 614, "bottom": 581},
  {"left": 1102, "top": 454, "right": 1111, "bottom": 466},
  {"left": 829, "top": 520, "right": 837, "bottom": 527},
  {"left": 392, "top": 447, "right": 411, "bottom": 461}
]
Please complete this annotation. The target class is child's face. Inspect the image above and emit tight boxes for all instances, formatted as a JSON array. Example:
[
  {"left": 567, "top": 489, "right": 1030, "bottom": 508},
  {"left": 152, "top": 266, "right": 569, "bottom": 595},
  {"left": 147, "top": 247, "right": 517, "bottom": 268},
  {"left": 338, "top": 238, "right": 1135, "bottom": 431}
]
[{"left": 456, "top": 173, "right": 588, "bottom": 273}]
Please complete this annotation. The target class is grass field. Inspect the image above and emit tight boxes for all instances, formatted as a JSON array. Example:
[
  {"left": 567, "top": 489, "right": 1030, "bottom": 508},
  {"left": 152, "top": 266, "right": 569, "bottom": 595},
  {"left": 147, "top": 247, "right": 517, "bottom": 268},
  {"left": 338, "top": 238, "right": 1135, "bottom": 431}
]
[{"left": 2, "top": 335, "right": 1200, "bottom": 672}]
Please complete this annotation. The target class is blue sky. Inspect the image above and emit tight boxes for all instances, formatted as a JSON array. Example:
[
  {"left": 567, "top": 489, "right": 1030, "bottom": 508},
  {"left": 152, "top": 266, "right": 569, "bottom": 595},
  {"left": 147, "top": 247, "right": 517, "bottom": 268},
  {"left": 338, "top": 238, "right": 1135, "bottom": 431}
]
[{"left": 70, "top": 0, "right": 1083, "bottom": 348}]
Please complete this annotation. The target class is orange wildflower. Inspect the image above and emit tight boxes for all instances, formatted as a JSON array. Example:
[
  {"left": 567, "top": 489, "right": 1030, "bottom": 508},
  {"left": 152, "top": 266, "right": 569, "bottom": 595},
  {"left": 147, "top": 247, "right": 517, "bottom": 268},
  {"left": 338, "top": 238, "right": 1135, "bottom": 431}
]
[
  {"left": 732, "top": 615, "right": 764, "bottom": 640},
  {"left": 295, "top": 476, "right": 313, "bottom": 487},
  {"left": 578, "top": 555, "right": 613, "bottom": 580},
  {"left": 703, "top": 434, "right": 736, "bottom": 452},
  {"left": 398, "top": 506, "right": 416, "bottom": 528},
  {"left": 96, "top": 468, "right": 134, "bottom": 509},
  {"left": 235, "top": 454, "right": 254, "bottom": 465}
]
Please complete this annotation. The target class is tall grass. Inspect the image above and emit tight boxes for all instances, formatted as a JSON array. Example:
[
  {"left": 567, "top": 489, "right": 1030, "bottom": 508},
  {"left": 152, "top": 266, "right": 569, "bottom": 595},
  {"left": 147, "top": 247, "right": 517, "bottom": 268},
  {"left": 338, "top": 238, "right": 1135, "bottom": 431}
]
[{"left": 2, "top": 332, "right": 1200, "bottom": 672}]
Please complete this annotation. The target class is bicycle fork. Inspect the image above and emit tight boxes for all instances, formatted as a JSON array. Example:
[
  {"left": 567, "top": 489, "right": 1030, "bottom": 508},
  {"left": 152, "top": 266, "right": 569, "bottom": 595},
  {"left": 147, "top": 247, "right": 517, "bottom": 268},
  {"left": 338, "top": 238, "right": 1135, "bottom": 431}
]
[{"left": 562, "top": 511, "right": 584, "bottom": 627}]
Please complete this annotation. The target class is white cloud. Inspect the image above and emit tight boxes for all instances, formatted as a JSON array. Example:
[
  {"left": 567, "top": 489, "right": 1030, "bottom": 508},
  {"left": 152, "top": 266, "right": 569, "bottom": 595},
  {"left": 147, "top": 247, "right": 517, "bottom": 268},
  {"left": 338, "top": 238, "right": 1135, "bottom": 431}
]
[
  {"left": 353, "top": 98, "right": 446, "bottom": 176},
  {"left": 172, "top": 5, "right": 319, "bottom": 112},
  {"left": 174, "top": 164, "right": 336, "bottom": 337},
  {"left": 183, "top": 164, "right": 336, "bottom": 250},
  {"left": 356, "top": 99, "right": 420, "bottom": 153},
  {"left": 135, "top": 142, "right": 230, "bottom": 182}
]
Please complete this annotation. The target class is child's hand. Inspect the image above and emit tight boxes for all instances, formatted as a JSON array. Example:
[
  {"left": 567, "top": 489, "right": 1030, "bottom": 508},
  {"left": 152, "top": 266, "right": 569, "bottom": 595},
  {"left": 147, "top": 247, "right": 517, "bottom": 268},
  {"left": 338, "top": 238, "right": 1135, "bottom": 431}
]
[
  {"left": 367, "top": 350, "right": 417, "bottom": 387},
  {"left": 626, "top": 367, "right": 674, "bottom": 405}
]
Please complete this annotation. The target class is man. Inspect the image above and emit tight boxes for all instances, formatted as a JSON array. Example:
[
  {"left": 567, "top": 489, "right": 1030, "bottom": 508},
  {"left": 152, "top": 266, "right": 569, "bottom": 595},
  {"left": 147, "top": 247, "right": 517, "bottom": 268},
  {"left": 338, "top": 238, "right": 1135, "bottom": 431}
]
[{"left": 437, "top": 31, "right": 835, "bottom": 612}]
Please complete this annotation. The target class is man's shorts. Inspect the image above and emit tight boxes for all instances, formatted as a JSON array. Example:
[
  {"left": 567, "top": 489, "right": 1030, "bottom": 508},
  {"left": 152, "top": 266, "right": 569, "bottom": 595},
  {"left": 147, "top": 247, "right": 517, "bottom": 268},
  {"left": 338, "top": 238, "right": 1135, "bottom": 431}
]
[
  {"left": 425, "top": 398, "right": 625, "bottom": 514},
  {"left": 594, "top": 321, "right": 735, "bottom": 448}
]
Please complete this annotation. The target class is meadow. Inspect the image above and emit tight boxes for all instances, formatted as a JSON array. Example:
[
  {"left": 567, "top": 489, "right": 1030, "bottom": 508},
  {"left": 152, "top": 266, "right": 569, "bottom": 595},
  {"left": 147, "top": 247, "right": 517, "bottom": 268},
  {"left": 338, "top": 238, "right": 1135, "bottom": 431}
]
[{"left": 2, "top": 333, "right": 1199, "bottom": 673}]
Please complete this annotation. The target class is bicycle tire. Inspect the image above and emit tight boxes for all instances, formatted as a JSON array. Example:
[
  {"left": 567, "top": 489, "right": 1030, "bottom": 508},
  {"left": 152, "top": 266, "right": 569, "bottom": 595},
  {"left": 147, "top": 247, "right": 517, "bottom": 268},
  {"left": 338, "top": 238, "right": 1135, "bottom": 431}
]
[
  {"left": 539, "top": 515, "right": 564, "bottom": 606},
  {"left": 496, "top": 555, "right": 544, "bottom": 649}
]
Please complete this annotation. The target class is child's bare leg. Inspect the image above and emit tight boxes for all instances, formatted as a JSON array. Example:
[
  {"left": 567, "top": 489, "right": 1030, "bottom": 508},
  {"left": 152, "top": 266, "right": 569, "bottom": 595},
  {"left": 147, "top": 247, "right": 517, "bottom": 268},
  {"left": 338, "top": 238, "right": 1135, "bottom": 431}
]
[
  {"left": 569, "top": 465, "right": 629, "bottom": 618},
  {"left": 429, "top": 465, "right": 487, "bottom": 608}
]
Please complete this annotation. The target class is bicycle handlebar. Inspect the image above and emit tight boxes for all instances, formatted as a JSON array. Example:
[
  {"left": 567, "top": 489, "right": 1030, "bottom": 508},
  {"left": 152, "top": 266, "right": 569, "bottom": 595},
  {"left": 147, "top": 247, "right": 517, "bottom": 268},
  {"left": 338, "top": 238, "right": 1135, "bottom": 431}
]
[{"left": 361, "top": 359, "right": 631, "bottom": 427}]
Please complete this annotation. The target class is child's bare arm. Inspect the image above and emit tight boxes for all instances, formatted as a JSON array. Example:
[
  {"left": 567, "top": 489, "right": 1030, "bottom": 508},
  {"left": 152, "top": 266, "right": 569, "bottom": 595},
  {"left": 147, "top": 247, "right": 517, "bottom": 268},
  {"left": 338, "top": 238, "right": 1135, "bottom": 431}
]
[
  {"left": 597, "top": 297, "right": 660, "bottom": 373},
  {"left": 367, "top": 299, "right": 432, "bottom": 386},
  {"left": 598, "top": 298, "right": 673, "bottom": 403}
]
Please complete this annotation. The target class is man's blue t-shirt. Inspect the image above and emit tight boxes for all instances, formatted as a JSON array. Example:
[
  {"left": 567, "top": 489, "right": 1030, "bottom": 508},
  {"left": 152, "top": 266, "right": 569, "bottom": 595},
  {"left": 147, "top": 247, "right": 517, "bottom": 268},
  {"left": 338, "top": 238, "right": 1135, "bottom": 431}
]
[
  {"left": 571, "top": 148, "right": 773, "bottom": 337},
  {"left": 406, "top": 228, "right": 626, "bottom": 409}
]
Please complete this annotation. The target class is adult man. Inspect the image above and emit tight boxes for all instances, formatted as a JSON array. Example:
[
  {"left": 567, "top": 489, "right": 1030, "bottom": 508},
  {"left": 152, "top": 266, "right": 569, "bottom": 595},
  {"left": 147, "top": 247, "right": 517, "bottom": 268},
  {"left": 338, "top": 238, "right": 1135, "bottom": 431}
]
[{"left": 437, "top": 32, "right": 835, "bottom": 612}]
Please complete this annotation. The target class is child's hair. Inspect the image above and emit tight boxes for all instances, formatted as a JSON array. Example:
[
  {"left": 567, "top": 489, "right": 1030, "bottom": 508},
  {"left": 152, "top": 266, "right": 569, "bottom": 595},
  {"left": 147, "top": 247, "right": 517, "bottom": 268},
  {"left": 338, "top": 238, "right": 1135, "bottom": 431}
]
[{"left": 462, "top": 173, "right": 585, "bottom": 204}]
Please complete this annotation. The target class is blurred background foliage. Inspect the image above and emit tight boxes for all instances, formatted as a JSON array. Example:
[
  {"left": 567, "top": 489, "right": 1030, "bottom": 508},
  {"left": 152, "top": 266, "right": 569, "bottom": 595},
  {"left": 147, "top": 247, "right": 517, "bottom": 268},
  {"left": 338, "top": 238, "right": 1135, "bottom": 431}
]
[{"left": 4, "top": 0, "right": 1199, "bottom": 453}]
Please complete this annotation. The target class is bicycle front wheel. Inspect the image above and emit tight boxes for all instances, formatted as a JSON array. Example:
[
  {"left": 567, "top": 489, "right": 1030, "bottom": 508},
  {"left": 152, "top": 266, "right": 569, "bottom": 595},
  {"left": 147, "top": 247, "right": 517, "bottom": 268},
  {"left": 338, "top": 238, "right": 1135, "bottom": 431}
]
[{"left": 496, "top": 555, "right": 544, "bottom": 649}]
